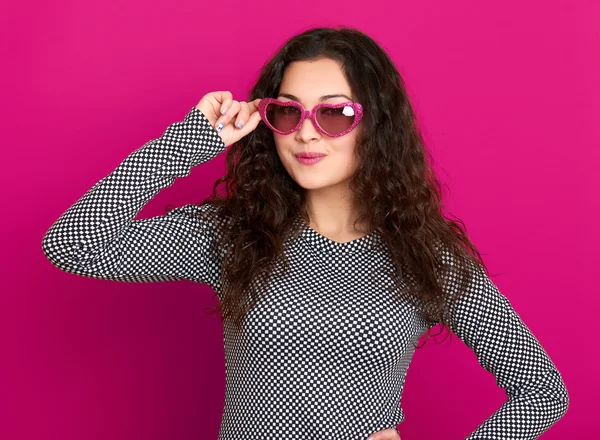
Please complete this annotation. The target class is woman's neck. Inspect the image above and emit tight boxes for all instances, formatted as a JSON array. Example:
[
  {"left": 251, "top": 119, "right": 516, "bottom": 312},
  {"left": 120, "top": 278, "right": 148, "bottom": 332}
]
[{"left": 304, "top": 187, "right": 371, "bottom": 237}]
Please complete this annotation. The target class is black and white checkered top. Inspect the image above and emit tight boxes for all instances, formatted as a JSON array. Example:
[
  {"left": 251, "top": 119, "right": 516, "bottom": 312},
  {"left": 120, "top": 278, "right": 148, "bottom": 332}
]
[{"left": 42, "top": 106, "right": 569, "bottom": 439}]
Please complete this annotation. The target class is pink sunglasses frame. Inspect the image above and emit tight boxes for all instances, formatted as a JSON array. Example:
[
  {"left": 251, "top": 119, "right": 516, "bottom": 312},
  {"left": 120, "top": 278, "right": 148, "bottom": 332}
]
[{"left": 258, "top": 98, "right": 364, "bottom": 138}]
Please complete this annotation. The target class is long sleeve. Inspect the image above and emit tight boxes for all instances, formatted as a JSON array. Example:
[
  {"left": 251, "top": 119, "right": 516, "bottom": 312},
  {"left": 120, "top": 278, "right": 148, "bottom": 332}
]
[
  {"left": 41, "top": 106, "right": 227, "bottom": 291},
  {"left": 440, "top": 249, "right": 570, "bottom": 439}
]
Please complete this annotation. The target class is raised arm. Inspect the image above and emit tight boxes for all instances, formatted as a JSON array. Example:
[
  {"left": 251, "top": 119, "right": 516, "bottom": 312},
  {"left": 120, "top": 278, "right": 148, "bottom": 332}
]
[
  {"left": 440, "top": 249, "right": 569, "bottom": 439},
  {"left": 41, "top": 106, "right": 227, "bottom": 290}
]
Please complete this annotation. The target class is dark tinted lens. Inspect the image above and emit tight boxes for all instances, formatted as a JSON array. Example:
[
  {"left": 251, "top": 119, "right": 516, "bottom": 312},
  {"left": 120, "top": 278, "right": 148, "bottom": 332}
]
[
  {"left": 317, "top": 105, "right": 355, "bottom": 135},
  {"left": 266, "top": 103, "right": 301, "bottom": 132}
]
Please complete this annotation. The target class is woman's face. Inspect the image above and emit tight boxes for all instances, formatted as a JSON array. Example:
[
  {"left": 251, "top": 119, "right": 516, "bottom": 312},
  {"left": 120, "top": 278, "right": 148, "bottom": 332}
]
[{"left": 273, "top": 58, "right": 361, "bottom": 192}]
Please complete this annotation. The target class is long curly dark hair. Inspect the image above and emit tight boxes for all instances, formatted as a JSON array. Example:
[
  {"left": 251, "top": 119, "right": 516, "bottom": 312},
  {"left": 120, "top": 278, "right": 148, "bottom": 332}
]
[{"left": 187, "top": 26, "right": 490, "bottom": 347}]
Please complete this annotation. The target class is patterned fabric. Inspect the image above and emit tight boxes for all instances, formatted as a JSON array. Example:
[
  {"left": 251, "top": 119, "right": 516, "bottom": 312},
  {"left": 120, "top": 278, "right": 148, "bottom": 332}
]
[{"left": 42, "top": 106, "right": 569, "bottom": 439}]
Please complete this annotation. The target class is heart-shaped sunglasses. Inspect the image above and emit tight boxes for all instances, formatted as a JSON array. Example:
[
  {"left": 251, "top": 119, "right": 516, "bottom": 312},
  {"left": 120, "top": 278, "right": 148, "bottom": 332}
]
[{"left": 258, "top": 98, "right": 364, "bottom": 138}]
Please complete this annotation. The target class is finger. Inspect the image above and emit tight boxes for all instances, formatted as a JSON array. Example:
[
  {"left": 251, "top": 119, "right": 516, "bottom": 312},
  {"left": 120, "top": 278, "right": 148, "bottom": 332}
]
[
  {"left": 367, "top": 428, "right": 400, "bottom": 440},
  {"left": 216, "top": 91, "right": 233, "bottom": 114},
  {"left": 226, "top": 108, "right": 261, "bottom": 142},
  {"left": 234, "top": 102, "right": 251, "bottom": 129},
  {"left": 247, "top": 97, "right": 262, "bottom": 114},
  {"left": 215, "top": 100, "right": 241, "bottom": 131},
  {"left": 237, "top": 107, "right": 262, "bottom": 135},
  {"left": 240, "top": 98, "right": 262, "bottom": 130}
]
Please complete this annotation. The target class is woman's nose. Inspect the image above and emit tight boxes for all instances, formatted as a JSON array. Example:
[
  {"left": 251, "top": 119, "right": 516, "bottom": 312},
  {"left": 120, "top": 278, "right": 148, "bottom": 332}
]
[{"left": 295, "top": 116, "right": 321, "bottom": 142}]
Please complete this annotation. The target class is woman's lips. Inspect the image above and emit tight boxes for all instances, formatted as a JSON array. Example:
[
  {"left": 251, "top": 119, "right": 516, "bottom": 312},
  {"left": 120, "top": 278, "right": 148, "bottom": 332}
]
[{"left": 295, "top": 156, "right": 325, "bottom": 165}]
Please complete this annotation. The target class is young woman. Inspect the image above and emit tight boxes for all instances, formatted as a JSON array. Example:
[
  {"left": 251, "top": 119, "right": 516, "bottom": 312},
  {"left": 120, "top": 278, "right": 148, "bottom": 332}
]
[{"left": 42, "top": 27, "right": 569, "bottom": 439}]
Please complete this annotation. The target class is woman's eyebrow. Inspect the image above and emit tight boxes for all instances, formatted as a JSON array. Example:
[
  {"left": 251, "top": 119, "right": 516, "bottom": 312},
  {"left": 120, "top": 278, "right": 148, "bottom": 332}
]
[{"left": 278, "top": 93, "right": 353, "bottom": 101}]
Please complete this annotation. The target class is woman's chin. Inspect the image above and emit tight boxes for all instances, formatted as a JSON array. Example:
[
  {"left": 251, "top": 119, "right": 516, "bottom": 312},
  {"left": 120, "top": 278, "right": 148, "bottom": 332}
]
[{"left": 293, "top": 177, "right": 333, "bottom": 191}]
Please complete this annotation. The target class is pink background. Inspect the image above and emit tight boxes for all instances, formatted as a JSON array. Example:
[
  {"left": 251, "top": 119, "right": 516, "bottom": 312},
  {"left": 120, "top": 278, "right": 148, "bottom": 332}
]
[{"left": 3, "top": 1, "right": 598, "bottom": 438}]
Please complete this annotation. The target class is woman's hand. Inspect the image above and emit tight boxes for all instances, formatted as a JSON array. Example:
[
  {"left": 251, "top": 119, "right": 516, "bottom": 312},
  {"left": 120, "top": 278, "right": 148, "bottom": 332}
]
[
  {"left": 195, "top": 91, "right": 262, "bottom": 148},
  {"left": 367, "top": 427, "right": 401, "bottom": 440}
]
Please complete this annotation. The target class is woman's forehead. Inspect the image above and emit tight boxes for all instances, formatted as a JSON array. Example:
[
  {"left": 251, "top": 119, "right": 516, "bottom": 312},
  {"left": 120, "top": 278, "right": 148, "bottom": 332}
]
[{"left": 279, "top": 59, "right": 353, "bottom": 104}]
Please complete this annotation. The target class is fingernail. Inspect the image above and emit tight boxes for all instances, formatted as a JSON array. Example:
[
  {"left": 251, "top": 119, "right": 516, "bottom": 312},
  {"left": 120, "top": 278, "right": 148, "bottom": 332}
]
[
  {"left": 216, "top": 122, "right": 224, "bottom": 132},
  {"left": 236, "top": 120, "right": 244, "bottom": 129},
  {"left": 221, "top": 107, "right": 228, "bottom": 115}
]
